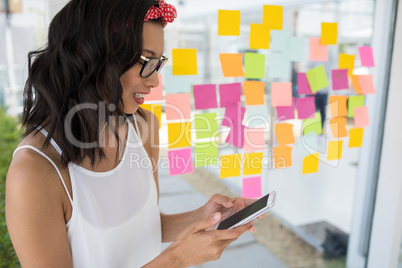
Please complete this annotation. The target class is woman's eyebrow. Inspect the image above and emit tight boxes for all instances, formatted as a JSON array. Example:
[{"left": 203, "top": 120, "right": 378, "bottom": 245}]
[{"left": 142, "top": 49, "right": 164, "bottom": 57}]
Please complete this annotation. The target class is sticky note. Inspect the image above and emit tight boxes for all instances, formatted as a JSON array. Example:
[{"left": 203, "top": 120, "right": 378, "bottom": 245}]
[
  {"left": 243, "top": 81, "right": 265, "bottom": 106},
  {"left": 226, "top": 124, "right": 245, "bottom": 148},
  {"left": 219, "top": 83, "right": 242, "bottom": 107},
  {"left": 244, "top": 128, "right": 266, "bottom": 152},
  {"left": 219, "top": 53, "right": 245, "bottom": 77},
  {"left": 243, "top": 152, "right": 263, "bottom": 175},
  {"left": 359, "top": 75, "right": 376, "bottom": 94},
  {"left": 263, "top": 5, "right": 283, "bottom": 30},
  {"left": 250, "top": 24, "right": 270, "bottom": 49},
  {"left": 339, "top": 53, "right": 355, "bottom": 77},
  {"left": 359, "top": 46, "right": 375, "bottom": 67},
  {"left": 242, "top": 177, "right": 262, "bottom": 199},
  {"left": 298, "top": 73, "right": 316, "bottom": 95},
  {"left": 332, "top": 69, "right": 349, "bottom": 90},
  {"left": 273, "top": 146, "right": 293, "bottom": 169},
  {"left": 271, "top": 82, "right": 292, "bottom": 107},
  {"left": 244, "top": 53, "right": 265, "bottom": 79},
  {"left": 297, "top": 97, "right": 316, "bottom": 119},
  {"left": 303, "top": 112, "right": 323, "bottom": 135},
  {"left": 310, "top": 38, "right": 328, "bottom": 61},
  {"left": 354, "top": 106, "right": 369, "bottom": 127},
  {"left": 275, "top": 123, "right": 295, "bottom": 146},
  {"left": 218, "top": 10, "right": 241, "bottom": 36},
  {"left": 329, "top": 117, "right": 348, "bottom": 138},
  {"left": 351, "top": 75, "right": 362, "bottom": 94},
  {"left": 306, "top": 65, "right": 329, "bottom": 93},
  {"left": 276, "top": 97, "right": 295, "bottom": 121},
  {"left": 167, "top": 122, "right": 191, "bottom": 148},
  {"left": 164, "top": 66, "right": 192, "bottom": 93},
  {"left": 302, "top": 153, "right": 319, "bottom": 174},
  {"left": 168, "top": 148, "right": 193, "bottom": 175},
  {"left": 321, "top": 23, "right": 338, "bottom": 45},
  {"left": 220, "top": 154, "right": 242, "bottom": 178},
  {"left": 222, "top": 103, "right": 246, "bottom": 127},
  {"left": 165, "top": 93, "right": 191, "bottom": 120},
  {"left": 144, "top": 75, "right": 163, "bottom": 101},
  {"left": 195, "top": 141, "right": 219, "bottom": 167},
  {"left": 348, "top": 95, "right": 365, "bottom": 118},
  {"left": 193, "top": 84, "right": 218, "bottom": 110},
  {"left": 140, "top": 104, "right": 162, "bottom": 129},
  {"left": 349, "top": 128, "right": 364, "bottom": 148},
  {"left": 290, "top": 37, "right": 305, "bottom": 62},
  {"left": 270, "top": 29, "right": 291, "bottom": 52},
  {"left": 194, "top": 113, "right": 219, "bottom": 139},
  {"left": 329, "top": 95, "right": 348, "bottom": 118},
  {"left": 246, "top": 105, "right": 269, "bottom": 128},
  {"left": 268, "top": 53, "right": 291, "bottom": 79},
  {"left": 172, "top": 49, "right": 197, "bottom": 75},
  {"left": 327, "top": 140, "right": 343, "bottom": 161}
]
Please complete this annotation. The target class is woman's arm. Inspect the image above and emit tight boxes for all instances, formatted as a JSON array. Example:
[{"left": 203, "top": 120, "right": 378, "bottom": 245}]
[{"left": 6, "top": 151, "right": 73, "bottom": 267}]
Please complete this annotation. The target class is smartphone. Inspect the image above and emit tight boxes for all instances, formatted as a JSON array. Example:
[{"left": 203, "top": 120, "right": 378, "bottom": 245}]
[{"left": 214, "top": 191, "right": 276, "bottom": 230}]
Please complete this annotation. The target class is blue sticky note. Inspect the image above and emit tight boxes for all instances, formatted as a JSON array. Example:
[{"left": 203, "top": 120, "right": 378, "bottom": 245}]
[
  {"left": 164, "top": 65, "right": 194, "bottom": 93},
  {"left": 290, "top": 37, "right": 305, "bottom": 62},
  {"left": 268, "top": 52, "right": 291, "bottom": 79},
  {"left": 270, "top": 29, "right": 291, "bottom": 52},
  {"left": 245, "top": 105, "right": 269, "bottom": 128}
]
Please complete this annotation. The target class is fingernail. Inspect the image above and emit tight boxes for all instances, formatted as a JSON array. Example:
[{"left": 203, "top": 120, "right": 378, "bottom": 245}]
[
  {"left": 213, "top": 213, "right": 220, "bottom": 221},
  {"left": 226, "top": 202, "right": 232, "bottom": 206}
]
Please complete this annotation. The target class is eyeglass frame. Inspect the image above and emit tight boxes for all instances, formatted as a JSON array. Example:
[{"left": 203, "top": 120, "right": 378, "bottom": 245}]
[{"left": 139, "top": 55, "right": 168, "bottom": 78}]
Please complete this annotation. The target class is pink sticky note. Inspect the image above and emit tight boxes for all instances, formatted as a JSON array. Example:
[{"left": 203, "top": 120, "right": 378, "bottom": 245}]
[
  {"left": 271, "top": 82, "right": 292, "bottom": 107},
  {"left": 219, "top": 83, "right": 242, "bottom": 107},
  {"left": 193, "top": 84, "right": 218, "bottom": 110},
  {"left": 354, "top": 106, "right": 370, "bottom": 127},
  {"left": 222, "top": 102, "right": 246, "bottom": 127},
  {"left": 358, "top": 75, "right": 376, "bottom": 94},
  {"left": 297, "top": 97, "right": 316, "bottom": 119},
  {"left": 226, "top": 124, "right": 245, "bottom": 148},
  {"left": 242, "top": 176, "right": 262, "bottom": 199},
  {"left": 244, "top": 128, "right": 265, "bottom": 152},
  {"left": 309, "top": 37, "right": 328, "bottom": 62},
  {"left": 168, "top": 148, "right": 194, "bottom": 175},
  {"left": 359, "top": 46, "right": 375, "bottom": 67},
  {"left": 332, "top": 69, "right": 349, "bottom": 90},
  {"left": 276, "top": 97, "right": 295, "bottom": 121},
  {"left": 165, "top": 93, "right": 191, "bottom": 120},
  {"left": 144, "top": 75, "right": 163, "bottom": 101},
  {"left": 298, "top": 73, "right": 316, "bottom": 95}
]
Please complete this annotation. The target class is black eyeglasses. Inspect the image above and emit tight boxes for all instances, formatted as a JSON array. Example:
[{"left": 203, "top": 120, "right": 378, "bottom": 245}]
[{"left": 140, "top": 55, "right": 168, "bottom": 78}]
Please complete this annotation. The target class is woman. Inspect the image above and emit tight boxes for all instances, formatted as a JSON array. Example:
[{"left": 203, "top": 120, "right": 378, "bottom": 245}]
[{"left": 6, "top": 0, "right": 259, "bottom": 267}]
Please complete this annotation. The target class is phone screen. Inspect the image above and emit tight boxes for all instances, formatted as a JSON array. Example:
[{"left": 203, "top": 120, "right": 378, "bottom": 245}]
[{"left": 216, "top": 194, "right": 270, "bottom": 230}]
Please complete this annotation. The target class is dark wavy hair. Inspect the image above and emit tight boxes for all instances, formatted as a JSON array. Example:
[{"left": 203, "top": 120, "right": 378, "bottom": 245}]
[{"left": 21, "top": 0, "right": 159, "bottom": 167}]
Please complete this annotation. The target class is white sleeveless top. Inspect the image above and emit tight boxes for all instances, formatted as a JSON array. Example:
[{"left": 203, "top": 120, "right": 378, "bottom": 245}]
[{"left": 13, "top": 117, "right": 162, "bottom": 267}]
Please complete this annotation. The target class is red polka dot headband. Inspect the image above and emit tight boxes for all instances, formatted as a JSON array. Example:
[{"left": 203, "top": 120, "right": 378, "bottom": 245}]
[{"left": 144, "top": 0, "right": 177, "bottom": 27}]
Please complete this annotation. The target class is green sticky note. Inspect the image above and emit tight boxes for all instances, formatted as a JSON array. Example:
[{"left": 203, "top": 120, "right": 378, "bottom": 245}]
[
  {"left": 306, "top": 65, "right": 329, "bottom": 93},
  {"left": 303, "top": 112, "right": 323, "bottom": 135},
  {"left": 194, "top": 113, "right": 219, "bottom": 139},
  {"left": 348, "top": 95, "right": 365, "bottom": 118},
  {"left": 195, "top": 142, "right": 219, "bottom": 168},
  {"left": 244, "top": 53, "right": 265, "bottom": 79}
]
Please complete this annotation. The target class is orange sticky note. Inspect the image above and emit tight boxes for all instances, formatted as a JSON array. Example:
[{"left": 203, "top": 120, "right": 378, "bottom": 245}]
[
  {"left": 273, "top": 146, "right": 293, "bottom": 169},
  {"left": 165, "top": 93, "right": 191, "bottom": 120},
  {"left": 263, "top": 5, "right": 283, "bottom": 30},
  {"left": 172, "top": 49, "right": 198, "bottom": 75},
  {"left": 167, "top": 122, "right": 191, "bottom": 149},
  {"left": 275, "top": 123, "right": 295, "bottom": 146},
  {"left": 349, "top": 128, "right": 364, "bottom": 148},
  {"left": 359, "top": 75, "right": 376, "bottom": 94},
  {"left": 218, "top": 10, "right": 241, "bottom": 36},
  {"left": 244, "top": 128, "right": 266, "bottom": 152},
  {"left": 250, "top": 23, "right": 270, "bottom": 49},
  {"left": 219, "top": 53, "right": 245, "bottom": 77},
  {"left": 329, "top": 117, "right": 348, "bottom": 138},
  {"left": 243, "top": 81, "right": 265, "bottom": 105},
  {"left": 321, "top": 23, "right": 338, "bottom": 45},
  {"left": 339, "top": 53, "right": 355, "bottom": 77},
  {"left": 351, "top": 75, "right": 362, "bottom": 94},
  {"left": 140, "top": 104, "right": 162, "bottom": 129},
  {"left": 302, "top": 153, "right": 320, "bottom": 174},
  {"left": 243, "top": 152, "right": 263, "bottom": 176},
  {"left": 329, "top": 95, "right": 348, "bottom": 118},
  {"left": 310, "top": 37, "right": 328, "bottom": 61},
  {"left": 220, "top": 154, "right": 242, "bottom": 178},
  {"left": 354, "top": 106, "right": 370, "bottom": 127},
  {"left": 327, "top": 140, "right": 343, "bottom": 161}
]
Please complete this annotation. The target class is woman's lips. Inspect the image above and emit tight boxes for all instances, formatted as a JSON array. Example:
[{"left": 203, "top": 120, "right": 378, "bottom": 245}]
[{"left": 133, "top": 94, "right": 145, "bottom": 105}]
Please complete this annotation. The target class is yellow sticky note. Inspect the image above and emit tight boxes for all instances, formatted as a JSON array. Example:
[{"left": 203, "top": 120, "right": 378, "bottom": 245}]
[
  {"left": 302, "top": 153, "right": 320, "bottom": 174},
  {"left": 243, "top": 152, "right": 263, "bottom": 176},
  {"left": 218, "top": 10, "right": 241, "bottom": 36},
  {"left": 250, "top": 23, "right": 270, "bottom": 49},
  {"left": 329, "top": 117, "right": 348, "bottom": 138},
  {"left": 243, "top": 81, "right": 265, "bottom": 105},
  {"left": 339, "top": 54, "right": 355, "bottom": 77},
  {"left": 140, "top": 104, "right": 162, "bottom": 129},
  {"left": 275, "top": 123, "right": 295, "bottom": 146},
  {"left": 172, "top": 49, "right": 197, "bottom": 75},
  {"left": 273, "top": 146, "right": 293, "bottom": 169},
  {"left": 220, "top": 154, "right": 242, "bottom": 178},
  {"left": 321, "top": 23, "right": 338, "bottom": 45},
  {"left": 263, "top": 5, "right": 283, "bottom": 30},
  {"left": 327, "top": 140, "right": 343, "bottom": 161},
  {"left": 167, "top": 122, "right": 191, "bottom": 149},
  {"left": 329, "top": 95, "right": 348, "bottom": 118},
  {"left": 349, "top": 128, "right": 364, "bottom": 148},
  {"left": 219, "top": 53, "right": 245, "bottom": 77}
]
